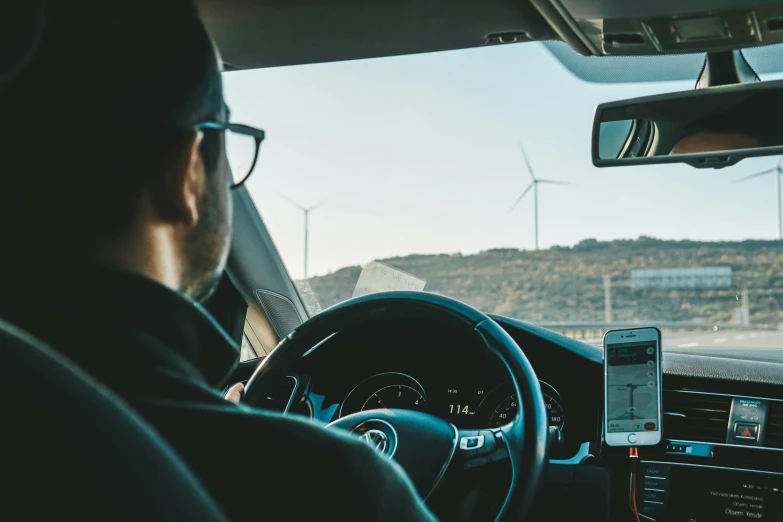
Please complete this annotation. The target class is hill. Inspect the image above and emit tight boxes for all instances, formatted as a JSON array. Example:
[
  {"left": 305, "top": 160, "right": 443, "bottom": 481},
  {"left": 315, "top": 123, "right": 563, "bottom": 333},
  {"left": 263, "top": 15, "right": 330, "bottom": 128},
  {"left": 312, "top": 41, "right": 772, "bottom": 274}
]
[{"left": 307, "top": 237, "right": 783, "bottom": 325}]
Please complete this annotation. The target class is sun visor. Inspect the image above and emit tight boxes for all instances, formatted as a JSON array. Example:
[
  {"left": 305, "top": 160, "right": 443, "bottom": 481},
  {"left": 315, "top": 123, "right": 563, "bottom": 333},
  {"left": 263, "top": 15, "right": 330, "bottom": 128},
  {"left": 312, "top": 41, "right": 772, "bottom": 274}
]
[
  {"left": 544, "top": 40, "right": 783, "bottom": 84},
  {"left": 531, "top": 0, "right": 783, "bottom": 56}
]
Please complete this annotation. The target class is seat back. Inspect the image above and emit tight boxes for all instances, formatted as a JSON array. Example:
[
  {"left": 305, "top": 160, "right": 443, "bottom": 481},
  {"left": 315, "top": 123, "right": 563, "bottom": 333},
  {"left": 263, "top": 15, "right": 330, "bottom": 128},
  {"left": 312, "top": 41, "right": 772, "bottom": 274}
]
[{"left": 0, "top": 319, "right": 228, "bottom": 521}]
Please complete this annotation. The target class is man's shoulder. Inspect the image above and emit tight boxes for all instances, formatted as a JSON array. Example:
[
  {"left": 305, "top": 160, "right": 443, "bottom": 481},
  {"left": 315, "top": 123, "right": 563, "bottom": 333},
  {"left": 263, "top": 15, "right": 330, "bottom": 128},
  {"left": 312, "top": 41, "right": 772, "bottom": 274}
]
[
  {"left": 134, "top": 398, "right": 374, "bottom": 462},
  {"left": 131, "top": 399, "right": 435, "bottom": 521},
  {"left": 135, "top": 398, "right": 409, "bottom": 488}
]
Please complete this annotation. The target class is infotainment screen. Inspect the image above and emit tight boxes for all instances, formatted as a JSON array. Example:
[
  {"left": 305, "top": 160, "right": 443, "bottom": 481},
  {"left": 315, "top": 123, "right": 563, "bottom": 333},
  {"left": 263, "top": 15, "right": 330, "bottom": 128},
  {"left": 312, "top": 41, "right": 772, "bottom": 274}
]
[
  {"left": 638, "top": 463, "right": 783, "bottom": 522},
  {"left": 683, "top": 468, "right": 782, "bottom": 522}
]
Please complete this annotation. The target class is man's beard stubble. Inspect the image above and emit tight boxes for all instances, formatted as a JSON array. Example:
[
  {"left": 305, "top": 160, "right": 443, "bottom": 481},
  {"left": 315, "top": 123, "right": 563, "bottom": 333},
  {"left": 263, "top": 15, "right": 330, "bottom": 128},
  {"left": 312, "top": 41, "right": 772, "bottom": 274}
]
[{"left": 181, "top": 173, "right": 231, "bottom": 302}]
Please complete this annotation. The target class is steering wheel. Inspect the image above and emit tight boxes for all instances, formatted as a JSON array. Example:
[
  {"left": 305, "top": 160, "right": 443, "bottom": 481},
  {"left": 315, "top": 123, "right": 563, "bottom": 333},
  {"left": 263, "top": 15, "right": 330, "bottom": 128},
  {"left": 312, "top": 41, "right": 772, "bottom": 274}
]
[{"left": 243, "top": 292, "right": 549, "bottom": 521}]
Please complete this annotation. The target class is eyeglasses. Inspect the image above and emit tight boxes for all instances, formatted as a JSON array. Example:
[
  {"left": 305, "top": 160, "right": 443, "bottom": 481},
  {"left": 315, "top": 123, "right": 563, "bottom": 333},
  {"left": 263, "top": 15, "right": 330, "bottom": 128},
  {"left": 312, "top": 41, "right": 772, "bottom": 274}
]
[{"left": 196, "top": 121, "right": 265, "bottom": 189}]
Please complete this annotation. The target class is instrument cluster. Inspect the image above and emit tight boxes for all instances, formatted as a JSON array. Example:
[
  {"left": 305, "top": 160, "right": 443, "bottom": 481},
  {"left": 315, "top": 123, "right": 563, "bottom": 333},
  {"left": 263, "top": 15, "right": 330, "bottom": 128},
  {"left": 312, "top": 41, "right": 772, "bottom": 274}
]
[{"left": 339, "top": 371, "right": 566, "bottom": 431}]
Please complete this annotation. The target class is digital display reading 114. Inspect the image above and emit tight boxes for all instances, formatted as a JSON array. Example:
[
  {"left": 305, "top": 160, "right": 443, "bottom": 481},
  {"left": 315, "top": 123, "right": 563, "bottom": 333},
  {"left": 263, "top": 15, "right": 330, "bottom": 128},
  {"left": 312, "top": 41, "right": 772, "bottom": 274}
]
[{"left": 445, "top": 387, "right": 482, "bottom": 419}]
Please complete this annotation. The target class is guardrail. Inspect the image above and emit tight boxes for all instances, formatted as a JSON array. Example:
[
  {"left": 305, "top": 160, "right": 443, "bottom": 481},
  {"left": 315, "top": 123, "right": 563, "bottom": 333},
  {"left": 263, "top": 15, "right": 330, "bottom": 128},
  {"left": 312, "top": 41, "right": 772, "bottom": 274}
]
[{"left": 537, "top": 321, "right": 772, "bottom": 340}]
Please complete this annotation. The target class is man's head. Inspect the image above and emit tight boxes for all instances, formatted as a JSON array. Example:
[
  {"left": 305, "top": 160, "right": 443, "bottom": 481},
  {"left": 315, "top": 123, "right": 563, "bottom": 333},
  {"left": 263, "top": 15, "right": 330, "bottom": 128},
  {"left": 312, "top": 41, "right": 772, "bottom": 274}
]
[
  {"left": 1, "top": 0, "right": 231, "bottom": 300},
  {"left": 669, "top": 90, "right": 783, "bottom": 156},
  {"left": 670, "top": 132, "right": 761, "bottom": 155}
]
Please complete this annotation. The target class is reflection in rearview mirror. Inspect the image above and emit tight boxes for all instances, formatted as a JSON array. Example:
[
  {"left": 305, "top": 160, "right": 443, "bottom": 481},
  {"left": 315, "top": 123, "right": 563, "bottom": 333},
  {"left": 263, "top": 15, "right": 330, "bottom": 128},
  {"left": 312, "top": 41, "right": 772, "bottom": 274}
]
[
  {"left": 598, "top": 120, "right": 634, "bottom": 159},
  {"left": 593, "top": 79, "right": 783, "bottom": 169}
]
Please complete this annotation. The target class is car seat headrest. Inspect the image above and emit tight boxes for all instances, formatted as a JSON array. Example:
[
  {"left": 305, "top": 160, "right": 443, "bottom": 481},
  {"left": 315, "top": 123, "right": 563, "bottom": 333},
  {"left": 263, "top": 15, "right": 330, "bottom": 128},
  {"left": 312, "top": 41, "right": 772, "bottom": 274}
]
[{"left": 0, "top": 0, "right": 47, "bottom": 87}]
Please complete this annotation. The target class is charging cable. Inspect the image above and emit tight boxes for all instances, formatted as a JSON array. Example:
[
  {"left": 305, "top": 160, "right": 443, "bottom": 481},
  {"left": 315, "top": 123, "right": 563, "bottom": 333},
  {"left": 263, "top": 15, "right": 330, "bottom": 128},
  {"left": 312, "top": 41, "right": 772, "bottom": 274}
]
[{"left": 628, "top": 447, "right": 641, "bottom": 522}]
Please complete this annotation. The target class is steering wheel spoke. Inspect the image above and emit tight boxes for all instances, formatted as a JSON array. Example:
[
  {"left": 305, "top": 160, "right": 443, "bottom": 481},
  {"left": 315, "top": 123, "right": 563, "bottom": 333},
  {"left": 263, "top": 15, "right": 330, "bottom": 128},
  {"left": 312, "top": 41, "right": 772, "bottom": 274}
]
[{"left": 455, "top": 428, "right": 510, "bottom": 471}]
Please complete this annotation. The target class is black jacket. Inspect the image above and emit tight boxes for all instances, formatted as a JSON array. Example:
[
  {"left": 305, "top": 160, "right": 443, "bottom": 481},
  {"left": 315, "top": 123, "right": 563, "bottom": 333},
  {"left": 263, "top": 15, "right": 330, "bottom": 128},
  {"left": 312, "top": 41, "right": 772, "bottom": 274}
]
[{"left": 1, "top": 268, "right": 436, "bottom": 521}]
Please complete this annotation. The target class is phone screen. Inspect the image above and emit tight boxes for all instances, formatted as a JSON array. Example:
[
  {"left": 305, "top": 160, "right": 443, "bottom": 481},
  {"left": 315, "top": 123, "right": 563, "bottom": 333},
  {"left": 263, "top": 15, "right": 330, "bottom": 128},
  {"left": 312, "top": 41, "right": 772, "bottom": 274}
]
[{"left": 605, "top": 341, "right": 660, "bottom": 433}]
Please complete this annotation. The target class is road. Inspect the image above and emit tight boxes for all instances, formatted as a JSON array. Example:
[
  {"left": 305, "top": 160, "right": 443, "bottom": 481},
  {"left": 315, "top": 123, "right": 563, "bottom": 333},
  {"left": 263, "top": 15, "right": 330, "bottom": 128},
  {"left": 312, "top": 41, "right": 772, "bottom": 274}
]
[
  {"left": 588, "top": 330, "right": 783, "bottom": 362},
  {"left": 663, "top": 330, "right": 783, "bottom": 362}
]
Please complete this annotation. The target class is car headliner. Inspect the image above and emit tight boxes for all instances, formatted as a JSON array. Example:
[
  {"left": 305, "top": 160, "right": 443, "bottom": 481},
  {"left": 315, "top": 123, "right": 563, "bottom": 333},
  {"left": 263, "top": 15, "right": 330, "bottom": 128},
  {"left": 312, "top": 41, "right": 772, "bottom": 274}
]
[
  {"left": 197, "top": 0, "right": 783, "bottom": 74},
  {"left": 196, "top": 0, "right": 553, "bottom": 70}
]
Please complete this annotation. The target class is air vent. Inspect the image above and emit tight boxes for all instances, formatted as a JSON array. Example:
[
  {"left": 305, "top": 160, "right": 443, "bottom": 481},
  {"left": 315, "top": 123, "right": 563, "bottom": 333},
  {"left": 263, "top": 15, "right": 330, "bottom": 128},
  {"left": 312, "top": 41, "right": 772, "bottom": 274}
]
[
  {"left": 663, "top": 390, "right": 732, "bottom": 443},
  {"left": 767, "top": 401, "right": 783, "bottom": 449}
]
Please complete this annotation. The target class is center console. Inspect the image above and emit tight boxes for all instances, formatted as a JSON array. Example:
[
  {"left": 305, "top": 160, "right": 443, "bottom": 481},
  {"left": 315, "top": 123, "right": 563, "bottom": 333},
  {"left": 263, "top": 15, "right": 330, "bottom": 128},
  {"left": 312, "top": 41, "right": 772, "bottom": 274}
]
[
  {"left": 603, "top": 379, "right": 783, "bottom": 522},
  {"left": 636, "top": 461, "right": 783, "bottom": 522}
]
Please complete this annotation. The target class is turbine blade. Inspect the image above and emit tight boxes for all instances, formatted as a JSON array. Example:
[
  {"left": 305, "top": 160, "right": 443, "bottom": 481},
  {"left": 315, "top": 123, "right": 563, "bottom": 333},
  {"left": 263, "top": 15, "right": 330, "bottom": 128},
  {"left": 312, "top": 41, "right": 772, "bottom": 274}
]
[
  {"left": 537, "top": 179, "right": 574, "bottom": 185},
  {"left": 307, "top": 200, "right": 328, "bottom": 212},
  {"left": 518, "top": 142, "right": 536, "bottom": 182},
  {"left": 735, "top": 169, "right": 776, "bottom": 183},
  {"left": 276, "top": 193, "right": 307, "bottom": 211},
  {"left": 508, "top": 183, "right": 534, "bottom": 213}
]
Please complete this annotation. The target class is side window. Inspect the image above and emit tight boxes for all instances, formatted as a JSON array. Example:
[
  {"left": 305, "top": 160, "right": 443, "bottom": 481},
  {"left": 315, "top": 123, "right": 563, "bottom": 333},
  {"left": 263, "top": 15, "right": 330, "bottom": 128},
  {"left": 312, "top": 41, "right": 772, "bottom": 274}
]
[{"left": 239, "top": 334, "right": 258, "bottom": 362}]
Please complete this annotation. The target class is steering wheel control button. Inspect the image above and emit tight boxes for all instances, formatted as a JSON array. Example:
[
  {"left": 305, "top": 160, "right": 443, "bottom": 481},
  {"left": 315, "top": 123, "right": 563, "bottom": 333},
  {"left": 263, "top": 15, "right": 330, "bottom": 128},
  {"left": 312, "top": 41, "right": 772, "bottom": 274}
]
[
  {"left": 458, "top": 429, "right": 498, "bottom": 458},
  {"left": 459, "top": 435, "right": 484, "bottom": 451},
  {"left": 628, "top": 433, "right": 638, "bottom": 444},
  {"left": 457, "top": 430, "right": 478, "bottom": 456},
  {"left": 734, "top": 422, "right": 759, "bottom": 440}
]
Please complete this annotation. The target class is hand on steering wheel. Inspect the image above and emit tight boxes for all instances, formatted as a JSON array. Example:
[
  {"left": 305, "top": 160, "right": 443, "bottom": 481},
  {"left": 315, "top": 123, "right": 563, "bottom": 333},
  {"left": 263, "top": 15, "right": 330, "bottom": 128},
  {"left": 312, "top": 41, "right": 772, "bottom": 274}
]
[{"left": 243, "top": 291, "right": 549, "bottom": 521}]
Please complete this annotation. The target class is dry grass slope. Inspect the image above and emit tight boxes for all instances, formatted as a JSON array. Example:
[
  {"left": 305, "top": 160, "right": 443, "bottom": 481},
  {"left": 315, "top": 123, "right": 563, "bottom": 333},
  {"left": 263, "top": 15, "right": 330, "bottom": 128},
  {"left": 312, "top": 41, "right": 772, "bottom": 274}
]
[{"left": 308, "top": 237, "right": 783, "bottom": 325}]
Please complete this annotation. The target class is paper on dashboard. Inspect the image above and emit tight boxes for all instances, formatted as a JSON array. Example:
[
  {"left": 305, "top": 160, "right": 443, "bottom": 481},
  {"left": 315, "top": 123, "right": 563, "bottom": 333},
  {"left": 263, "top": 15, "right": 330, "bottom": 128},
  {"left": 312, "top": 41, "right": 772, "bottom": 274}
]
[{"left": 352, "top": 261, "right": 426, "bottom": 298}]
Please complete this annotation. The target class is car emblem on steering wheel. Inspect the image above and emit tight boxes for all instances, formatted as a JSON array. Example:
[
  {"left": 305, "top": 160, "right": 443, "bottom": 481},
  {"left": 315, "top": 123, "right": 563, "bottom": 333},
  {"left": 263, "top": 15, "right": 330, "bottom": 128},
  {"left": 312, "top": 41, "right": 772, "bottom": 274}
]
[{"left": 360, "top": 429, "right": 389, "bottom": 455}]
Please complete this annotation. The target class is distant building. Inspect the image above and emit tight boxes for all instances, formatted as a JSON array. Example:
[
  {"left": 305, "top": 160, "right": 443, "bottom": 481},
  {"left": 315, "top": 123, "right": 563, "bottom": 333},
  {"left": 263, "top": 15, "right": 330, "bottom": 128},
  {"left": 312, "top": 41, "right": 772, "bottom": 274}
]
[{"left": 631, "top": 267, "right": 732, "bottom": 290}]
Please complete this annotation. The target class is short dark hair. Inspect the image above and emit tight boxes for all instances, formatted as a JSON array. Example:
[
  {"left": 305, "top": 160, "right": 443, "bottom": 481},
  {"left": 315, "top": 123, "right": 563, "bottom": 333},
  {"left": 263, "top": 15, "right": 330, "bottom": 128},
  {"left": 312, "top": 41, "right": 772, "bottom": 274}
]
[
  {"left": 683, "top": 90, "right": 783, "bottom": 148},
  {"left": 1, "top": 0, "right": 223, "bottom": 257}
]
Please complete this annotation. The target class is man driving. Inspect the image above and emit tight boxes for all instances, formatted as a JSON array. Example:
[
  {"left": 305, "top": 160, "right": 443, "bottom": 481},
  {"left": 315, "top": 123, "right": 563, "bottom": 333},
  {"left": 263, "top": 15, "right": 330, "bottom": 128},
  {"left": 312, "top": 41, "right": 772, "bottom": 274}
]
[
  {"left": 670, "top": 90, "right": 782, "bottom": 155},
  {"left": 0, "top": 1, "right": 435, "bottom": 520}
]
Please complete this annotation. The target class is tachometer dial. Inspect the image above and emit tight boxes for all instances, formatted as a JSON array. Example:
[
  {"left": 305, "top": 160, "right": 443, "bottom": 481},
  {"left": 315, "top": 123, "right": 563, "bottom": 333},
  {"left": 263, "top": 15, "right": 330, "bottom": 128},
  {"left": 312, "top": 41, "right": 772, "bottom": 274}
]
[
  {"left": 361, "top": 385, "right": 426, "bottom": 412},
  {"left": 340, "top": 372, "right": 428, "bottom": 417}
]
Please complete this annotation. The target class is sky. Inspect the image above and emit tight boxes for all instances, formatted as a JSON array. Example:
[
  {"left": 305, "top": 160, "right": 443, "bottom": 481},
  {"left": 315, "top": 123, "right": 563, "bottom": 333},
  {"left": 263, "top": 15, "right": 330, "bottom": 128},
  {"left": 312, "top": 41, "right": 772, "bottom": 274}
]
[{"left": 223, "top": 42, "right": 783, "bottom": 280}]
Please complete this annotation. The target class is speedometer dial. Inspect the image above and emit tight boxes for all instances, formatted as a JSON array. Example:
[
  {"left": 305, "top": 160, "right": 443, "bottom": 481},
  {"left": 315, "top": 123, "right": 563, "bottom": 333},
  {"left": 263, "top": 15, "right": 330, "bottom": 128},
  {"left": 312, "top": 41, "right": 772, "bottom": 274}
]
[
  {"left": 488, "top": 392, "right": 564, "bottom": 429},
  {"left": 481, "top": 381, "right": 565, "bottom": 430},
  {"left": 488, "top": 394, "right": 517, "bottom": 426}
]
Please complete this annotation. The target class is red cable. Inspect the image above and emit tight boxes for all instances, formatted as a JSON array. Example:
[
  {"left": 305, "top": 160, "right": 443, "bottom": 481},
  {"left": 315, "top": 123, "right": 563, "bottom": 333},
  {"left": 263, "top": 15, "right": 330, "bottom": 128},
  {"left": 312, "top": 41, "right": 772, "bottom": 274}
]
[
  {"left": 631, "top": 470, "right": 641, "bottom": 522},
  {"left": 629, "top": 447, "right": 641, "bottom": 522}
]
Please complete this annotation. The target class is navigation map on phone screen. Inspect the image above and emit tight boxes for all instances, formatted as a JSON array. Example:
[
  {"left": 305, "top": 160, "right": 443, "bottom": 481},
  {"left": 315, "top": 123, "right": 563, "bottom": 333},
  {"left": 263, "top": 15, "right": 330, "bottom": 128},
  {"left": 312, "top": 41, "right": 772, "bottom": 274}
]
[{"left": 606, "top": 341, "right": 659, "bottom": 433}]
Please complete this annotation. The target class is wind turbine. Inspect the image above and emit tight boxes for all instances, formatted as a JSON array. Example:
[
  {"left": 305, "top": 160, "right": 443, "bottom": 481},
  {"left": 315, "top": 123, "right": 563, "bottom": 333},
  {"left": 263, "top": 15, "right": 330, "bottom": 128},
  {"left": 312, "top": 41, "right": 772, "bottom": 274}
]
[
  {"left": 736, "top": 157, "right": 783, "bottom": 240},
  {"left": 508, "top": 143, "right": 572, "bottom": 250},
  {"left": 279, "top": 194, "right": 326, "bottom": 278}
]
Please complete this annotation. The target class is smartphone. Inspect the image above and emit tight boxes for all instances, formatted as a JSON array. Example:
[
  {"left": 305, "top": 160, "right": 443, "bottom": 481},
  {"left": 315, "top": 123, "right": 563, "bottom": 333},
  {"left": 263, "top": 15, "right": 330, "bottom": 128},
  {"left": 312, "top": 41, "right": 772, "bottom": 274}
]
[{"left": 604, "top": 327, "right": 663, "bottom": 447}]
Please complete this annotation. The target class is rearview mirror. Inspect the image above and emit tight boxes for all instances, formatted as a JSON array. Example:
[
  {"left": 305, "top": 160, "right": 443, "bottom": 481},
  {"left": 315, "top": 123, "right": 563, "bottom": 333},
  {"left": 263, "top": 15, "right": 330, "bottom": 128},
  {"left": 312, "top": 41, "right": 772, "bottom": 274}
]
[{"left": 592, "top": 80, "right": 783, "bottom": 169}]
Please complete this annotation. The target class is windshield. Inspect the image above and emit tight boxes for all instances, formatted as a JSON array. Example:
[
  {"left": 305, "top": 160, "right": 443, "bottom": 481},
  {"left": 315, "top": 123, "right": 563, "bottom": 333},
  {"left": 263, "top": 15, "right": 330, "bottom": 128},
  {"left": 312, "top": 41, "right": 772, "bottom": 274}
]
[{"left": 225, "top": 42, "right": 783, "bottom": 360}]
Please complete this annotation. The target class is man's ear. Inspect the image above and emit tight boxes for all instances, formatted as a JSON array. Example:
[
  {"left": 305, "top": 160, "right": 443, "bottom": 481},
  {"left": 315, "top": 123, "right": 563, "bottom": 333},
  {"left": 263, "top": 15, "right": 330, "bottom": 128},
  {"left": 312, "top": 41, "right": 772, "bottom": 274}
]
[
  {"left": 153, "top": 131, "right": 205, "bottom": 228},
  {"left": 178, "top": 131, "right": 206, "bottom": 228}
]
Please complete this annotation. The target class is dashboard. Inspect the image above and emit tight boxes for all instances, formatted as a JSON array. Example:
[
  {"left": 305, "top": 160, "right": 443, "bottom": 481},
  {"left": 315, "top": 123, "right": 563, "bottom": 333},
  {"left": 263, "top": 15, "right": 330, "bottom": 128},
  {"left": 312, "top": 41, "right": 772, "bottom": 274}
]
[
  {"left": 240, "top": 310, "right": 783, "bottom": 522},
  {"left": 280, "top": 311, "right": 602, "bottom": 461}
]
